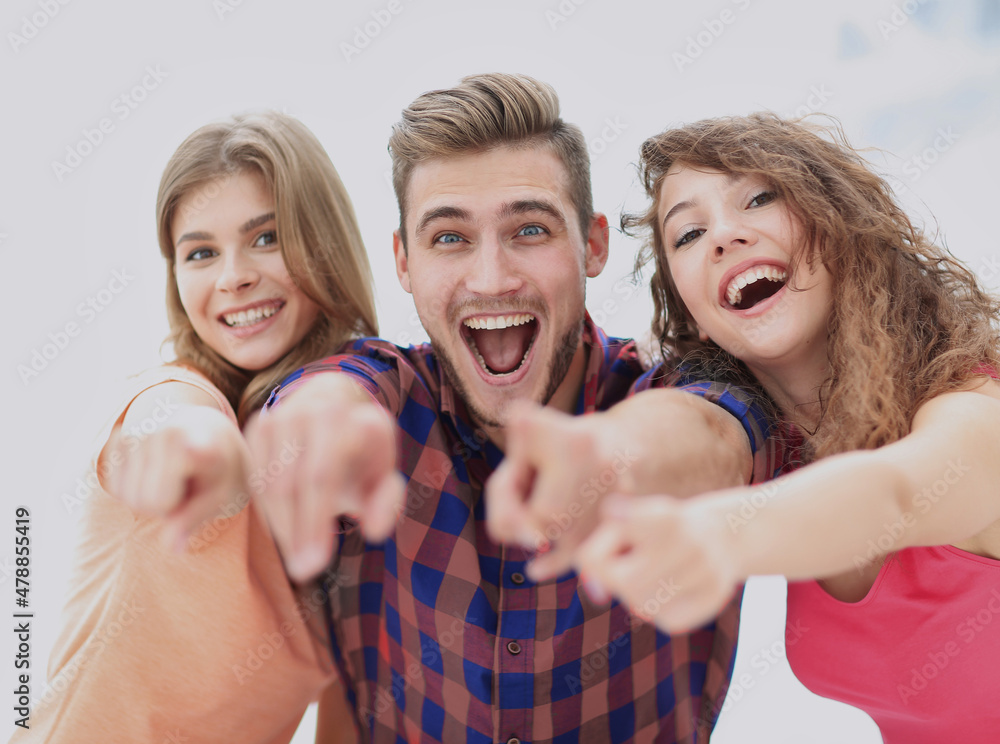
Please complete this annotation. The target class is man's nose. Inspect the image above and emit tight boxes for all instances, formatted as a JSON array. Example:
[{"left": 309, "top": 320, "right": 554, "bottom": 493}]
[{"left": 464, "top": 239, "right": 523, "bottom": 297}]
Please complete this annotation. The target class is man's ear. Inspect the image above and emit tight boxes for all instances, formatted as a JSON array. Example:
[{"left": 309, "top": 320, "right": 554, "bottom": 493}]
[
  {"left": 393, "top": 230, "right": 412, "bottom": 294},
  {"left": 584, "top": 212, "right": 610, "bottom": 278}
]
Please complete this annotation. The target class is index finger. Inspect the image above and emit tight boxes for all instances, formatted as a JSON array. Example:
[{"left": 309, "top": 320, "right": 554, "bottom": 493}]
[
  {"left": 245, "top": 413, "right": 301, "bottom": 573},
  {"left": 485, "top": 456, "right": 537, "bottom": 547}
]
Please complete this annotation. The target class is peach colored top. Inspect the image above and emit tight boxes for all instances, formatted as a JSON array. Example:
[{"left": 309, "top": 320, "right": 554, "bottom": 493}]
[{"left": 13, "top": 366, "right": 336, "bottom": 744}]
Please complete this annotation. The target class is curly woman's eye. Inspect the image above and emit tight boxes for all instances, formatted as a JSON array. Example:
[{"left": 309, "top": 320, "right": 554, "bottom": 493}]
[
  {"left": 674, "top": 228, "right": 704, "bottom": 249},
  {"left": 748, "top": 191, "right": 776, "bottom": 208}
]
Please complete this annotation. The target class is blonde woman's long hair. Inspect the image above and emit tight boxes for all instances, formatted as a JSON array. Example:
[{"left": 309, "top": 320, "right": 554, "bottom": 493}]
[{"left": 157, "top": 111, "right": 378, "bottom": 425}]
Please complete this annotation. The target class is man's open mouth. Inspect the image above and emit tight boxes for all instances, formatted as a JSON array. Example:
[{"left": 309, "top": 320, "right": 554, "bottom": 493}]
[
  {"left": 462, "top": 313, "right": 538, "bottom": 376},
  {"left": 724, "top": 265, "right": 787, "bottom": 311}
]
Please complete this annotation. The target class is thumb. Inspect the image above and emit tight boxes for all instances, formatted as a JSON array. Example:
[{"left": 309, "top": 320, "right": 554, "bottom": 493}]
[
  {"left": 602, "top": 493, "right": 683, "bottom": 539},
  {"left": 362, "top": 471, "right": 406, "bottom": 543},
  {"left": 485, "top": 457, "right": 536, "bottom": 546}
]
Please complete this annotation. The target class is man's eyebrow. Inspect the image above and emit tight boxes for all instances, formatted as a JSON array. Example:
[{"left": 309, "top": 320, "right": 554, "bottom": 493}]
[
  {"left": 499, "top": 199, "right": 566, "bottom": 228},
  {"left": 415, "top": 206, "right": 472, "bottom": 238},
  {"left": 240, "top": 212, "right": 276, "bottom": 234}
]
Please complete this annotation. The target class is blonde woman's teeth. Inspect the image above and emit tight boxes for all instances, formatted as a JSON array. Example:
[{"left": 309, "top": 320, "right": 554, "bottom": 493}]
[{"left": 224, "top": 304, "right": 280, "bottom": 327}]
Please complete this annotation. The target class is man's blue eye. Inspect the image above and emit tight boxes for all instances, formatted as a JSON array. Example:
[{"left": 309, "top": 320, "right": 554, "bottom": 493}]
[
  {"left": 437, "top": 234, "right": 462, "bottom": 244},
  {"left": 518, "top": 225, "right": 545, "bottom": 237}
]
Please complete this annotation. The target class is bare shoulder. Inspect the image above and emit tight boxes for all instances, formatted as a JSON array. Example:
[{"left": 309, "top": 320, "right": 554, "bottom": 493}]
[
  {"left": 955, "top": 374, "right": 1000, "bottom": 399},
  {"left": 913, "top": 378, "right": 1000, "bottom": 560},
  {"left": 120, "top": 379, "right": 224, "bottom": 433},
  {"left": 911, "top": 378, "right": 1000, "bottom": 430}
]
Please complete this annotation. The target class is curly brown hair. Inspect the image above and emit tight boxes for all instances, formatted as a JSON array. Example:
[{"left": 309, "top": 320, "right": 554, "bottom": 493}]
[{"left": 623, "top": 113, "right": 1000, "bottom": 460}]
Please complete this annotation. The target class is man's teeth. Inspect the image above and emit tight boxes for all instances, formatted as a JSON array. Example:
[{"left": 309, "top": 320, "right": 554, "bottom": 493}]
[
  {"left": 224, "top": 304, "right": 280, "bottom": 327},
  {"left": 463, "top": 313, "right": 536, "bottom": 376},
  {"left": 470, "top": 343, "right": 491, "bottom": 373},
  {"left": 726, "top": 266, "right": 787, "bottom": 307},
  {"left": 462, "top": 313, "right": 535, "bottom": 330}
]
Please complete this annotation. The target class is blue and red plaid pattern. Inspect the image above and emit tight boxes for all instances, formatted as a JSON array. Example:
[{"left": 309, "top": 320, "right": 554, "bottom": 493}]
[{"left": 265, "top": 318, "right": 778, "bottom": 743}]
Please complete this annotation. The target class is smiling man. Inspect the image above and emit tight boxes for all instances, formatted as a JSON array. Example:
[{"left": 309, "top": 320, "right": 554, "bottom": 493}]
[
  {"left": 249, "top": 74, "right": 775, "bottom": 743},
  {"left": 394, "top": 143, "right": 603, "bottom": 439}
]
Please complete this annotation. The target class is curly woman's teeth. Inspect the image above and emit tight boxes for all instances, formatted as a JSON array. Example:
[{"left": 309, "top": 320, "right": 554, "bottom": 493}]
[
  {"left": 726, "top": 266, "right": 787, "bottom": 307},
  {"left": 224, "top": 304, "right": 281, "bottom": 327}
]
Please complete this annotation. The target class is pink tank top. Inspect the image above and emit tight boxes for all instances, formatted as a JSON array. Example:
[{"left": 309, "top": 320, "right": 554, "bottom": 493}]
[{"left": 786, "top": 546, "right": 1000, "bottom": 742}]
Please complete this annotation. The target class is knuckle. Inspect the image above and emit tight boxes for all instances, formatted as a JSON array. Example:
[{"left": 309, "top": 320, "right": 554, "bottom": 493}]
[{"left": 306, "top": 462, "right": 338, "bottom": 497}]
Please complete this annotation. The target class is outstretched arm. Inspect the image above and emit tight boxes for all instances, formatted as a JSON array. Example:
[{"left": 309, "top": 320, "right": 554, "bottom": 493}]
[
  {"left": 576, "top": 382, "right": 1000, "bottom": 632},
  {"left": 246, "top": 372, "right": 405, "bottom": 582},
  {"left": 20, "top": 372, "right": 337, "bottom": 744},
  {"left": 728, "top": 386, "right": 1000, "bottom": 578},
  {"left": 487, "top": 386, "right": 752, "bottom": 581},
  {"left": 103, "top": 380, "right": 251, "bottom": 551}
]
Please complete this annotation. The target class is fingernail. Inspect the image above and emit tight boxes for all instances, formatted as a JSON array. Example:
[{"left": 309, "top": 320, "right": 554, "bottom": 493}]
[
  {"left": 290, "top": 542, "right": 327, "bottom": 579},
  {"left": 518, "top": 530, "right": 544, "bottom": 552},
  {"left": 341, "top": 489, "right": 361, "bottom": 515},
  {"left": 525, "top": 560, "right": 547, "bottom": 582},
  {"left": 160, "top": 524, "right": 186, "bottom": 555},
  {"left": 603, "top": 495, "right": 629, "bottom": 518},
  {"left": 364, "top": 520, "right": 393, "bottom": 544},
  {"left": 172, "top": 531, "right": 189, "bottom": 554},
  {"left": 581, "top": 578, "right": 610, "bottom": 605}
]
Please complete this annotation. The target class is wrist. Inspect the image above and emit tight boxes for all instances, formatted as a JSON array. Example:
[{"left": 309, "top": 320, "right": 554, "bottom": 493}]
[{"left": 686, "top": 490, "right": 751, "bottom": 583}]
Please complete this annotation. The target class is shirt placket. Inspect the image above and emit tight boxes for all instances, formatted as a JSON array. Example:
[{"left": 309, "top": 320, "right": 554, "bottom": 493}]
[{"left": 494, "top": 545, "right": 535, "bottom": 744}]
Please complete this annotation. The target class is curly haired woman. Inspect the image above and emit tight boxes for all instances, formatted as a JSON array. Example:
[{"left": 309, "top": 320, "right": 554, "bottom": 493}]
[{"left": 577, "top": 113, "right": 1000, "bottom": 743}]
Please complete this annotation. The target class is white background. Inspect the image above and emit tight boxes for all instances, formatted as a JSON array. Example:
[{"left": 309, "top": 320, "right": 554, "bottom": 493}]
[{"left": 3, "top": 0, "right": 999, "bottom": 741}]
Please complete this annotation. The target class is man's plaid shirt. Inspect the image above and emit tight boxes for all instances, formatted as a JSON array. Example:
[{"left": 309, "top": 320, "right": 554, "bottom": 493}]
[{"left": 265, "top": 318, "right": 776, "bottom": 743}]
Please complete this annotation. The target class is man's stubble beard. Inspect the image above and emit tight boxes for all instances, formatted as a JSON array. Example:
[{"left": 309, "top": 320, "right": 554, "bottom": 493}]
[{"left": 433, "top": 314, "right": 585, "bottom": 432}]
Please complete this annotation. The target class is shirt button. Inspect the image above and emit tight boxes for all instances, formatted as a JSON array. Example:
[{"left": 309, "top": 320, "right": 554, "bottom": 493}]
[
  {"left": 511, "top": 572, "right": 525, "bottom": 585},
  {"left": 506, "top": 738, "right": 521, "bottom": 744},
  {"left": 507, "top": 641, "right": 521, "bottom": 655}
]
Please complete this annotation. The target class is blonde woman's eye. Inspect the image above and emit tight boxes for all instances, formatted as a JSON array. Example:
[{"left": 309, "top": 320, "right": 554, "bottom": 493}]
[
  {"left": 674, "top": 228, "right": 704, "bottom": 249},
  {"left": 253, "top": 230, "right": 277, "bottom": 247},
  {"left": 185, "top": 247, "right": 216, "bottom": 262},
  {"left": 748, "top": 191, "right": 776, "bottom": 208}
]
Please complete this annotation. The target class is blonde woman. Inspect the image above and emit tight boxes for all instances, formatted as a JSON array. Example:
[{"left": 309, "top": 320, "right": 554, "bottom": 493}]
[{"left": 18, "top": 112, "right": 374, "bottom": 744}]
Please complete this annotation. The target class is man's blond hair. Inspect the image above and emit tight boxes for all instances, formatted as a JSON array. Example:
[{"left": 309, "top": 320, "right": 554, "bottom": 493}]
[{"left": 389, "top": 73, "right": 593, "bottom": 247}]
